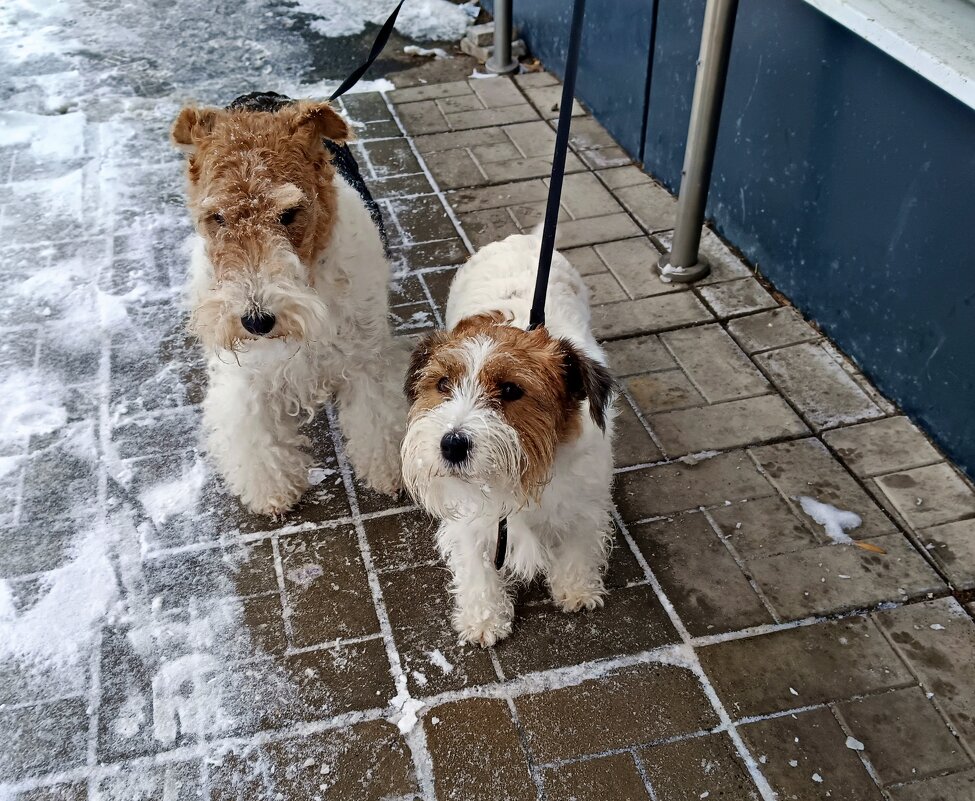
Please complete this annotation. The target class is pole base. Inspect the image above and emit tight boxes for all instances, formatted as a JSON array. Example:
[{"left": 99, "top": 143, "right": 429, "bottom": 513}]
[
  {"left": 485, "top": 54, "right": 520, "bottom": 74},
  {"left": 656, "top": 252, "right": 711, "bottom": 284}
]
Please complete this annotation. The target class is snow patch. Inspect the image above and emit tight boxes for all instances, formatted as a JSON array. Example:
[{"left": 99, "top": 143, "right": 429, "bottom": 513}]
[
  {"left": 404, "top": 45, "right": 450, "bottom": 59},
  {"left": 845, "top": 736, "right": 864, "bottom": 751},
  {"left": 0, "top": 110, "right": 86, "bottom": 159},
  {"left": 139, "top": 459, "right": 209, "bottom": 527},
  {"left": 797, "top": 495, "right": 862, "bottom": 544},
  {"left": 292, "top": 0, "right": 472, "bottom": 42},
  {"left": 0, "top": 369, "right": 68, "bottom": 444},
  {"left": 426, "top": 648, "right": 454, "bottom": 674}
]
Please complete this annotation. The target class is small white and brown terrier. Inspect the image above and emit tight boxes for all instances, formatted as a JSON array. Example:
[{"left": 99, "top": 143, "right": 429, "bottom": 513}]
[
  {"left": 402, "top": 233, "right": 615, "bottom": 646},
  {"left": 171, "top": 92, "right": 405, "bottom": 515}
]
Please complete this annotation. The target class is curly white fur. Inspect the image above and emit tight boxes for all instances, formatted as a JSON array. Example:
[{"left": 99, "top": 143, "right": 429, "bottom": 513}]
[{"left": 189, "top": 178, "right": 407, "bottom": 515}]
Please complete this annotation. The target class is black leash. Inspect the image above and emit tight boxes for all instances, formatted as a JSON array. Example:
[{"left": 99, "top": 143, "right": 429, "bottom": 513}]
[
  {"left": 328, "top": 0, "right": 406, "bottom": 101},
  {"left": 495, "top": 0, "right": 587, "bottom": 571}
]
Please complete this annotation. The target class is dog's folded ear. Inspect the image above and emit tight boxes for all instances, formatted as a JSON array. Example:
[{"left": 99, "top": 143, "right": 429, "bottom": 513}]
[
  {"left": 171, "top": 106, "right": 220, "bottom": 154},
  {"left": 558, "top": 339, "right": 615, "bottom": 432},
  {"left": 405, "top": 331, "right": 450, "bottom": 403},
  {"left": 289, "top": 101, "right": 351, "bottom": 145}
]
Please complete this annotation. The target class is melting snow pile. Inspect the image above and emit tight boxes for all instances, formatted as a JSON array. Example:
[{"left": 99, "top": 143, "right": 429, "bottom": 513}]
[
  {"left": 293, "top": 0, "right": 475, "bottom": 41},
  {"left": 797, "top": 496, "right": 862, "bottom": 544}
]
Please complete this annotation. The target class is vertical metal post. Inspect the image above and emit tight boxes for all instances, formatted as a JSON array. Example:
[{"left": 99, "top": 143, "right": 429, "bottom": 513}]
[
  {"left": 486, "top": 0, "right": 519, "bottom": 74},
  {"left": 657, "top": 0, "right": 739, "bottom": 283}
]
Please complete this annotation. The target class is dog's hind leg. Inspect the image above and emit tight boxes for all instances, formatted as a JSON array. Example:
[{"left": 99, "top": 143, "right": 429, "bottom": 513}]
[
  {"left": 204, "top": 366, "right": 311, "bottom": 516},
  {"left": 335, "top": 338, "right": 407, "bottom": 496}
]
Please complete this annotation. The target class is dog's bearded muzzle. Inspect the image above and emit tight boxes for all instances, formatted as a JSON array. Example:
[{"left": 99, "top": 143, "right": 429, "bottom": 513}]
[
  {"left": 400, "top": 406, "right": 525, "bottom": 520},
  {"left": 191, "top": 266, "right": 332, "bottom": 354}
]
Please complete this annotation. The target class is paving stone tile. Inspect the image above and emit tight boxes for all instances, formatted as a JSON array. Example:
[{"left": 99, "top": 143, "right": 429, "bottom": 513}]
[
  {"left": 698, "top": 616, "right": 914, "bottom": 717},
  {"left": 12, "top": 784, "right": 88, "bottom": 801},
  {"left": 208, "top": 720, "right": 418, "bottom": 801},
  {"left": 577, "top": 145, "right": 632, "bottom": 169},
  {"left": 449, "top": 178, "right": 550, "bottom": 213},
  {"left": 521, "top": 84, "right": 585, "bottom": 119},
  {"left": 920, "top": 518, "right": 975, "bottom": 589},
  {"left": 739, "top": 708, "right": 883, "bottom": 801},
  {"left": 698, "top": 278, "right": 777, "bottom": 318},
  {"left": 836, "top": 687, "right": 970, "bottom": 785},
  {"left": 559, "top": 172, "right": 627, "bottom": 219},
  {"left": 629, "top": 512, "right": 773, "bottom": 635},
  {"left": 0, "top": 699, "right": 88, "bottom": 780},
  {"left": 874, "top": 598, "right": 975, "bottom": 750},
  {"left": 94, "top": 762, "right": 202, "bottom": 800},
  {"left": 598, "top": 165, "right": 655, "bottom": 189},
  {"left": 444, "top": 104, "right": 541, "bottom": 132},
  {"left": 746, "top": 532, "right": 945, "bottom": 619},
  {"left": 470, "top": 76, "right": 528, "bottom": 108},
  {"left": 660, "top": 324, "right": 769, "bottom": 403},
  {"left": 514, "top": 70, "right": 559, "bottom": 89},
  {"left": 363, "top": 509, "right": 439, "bottom": 572},
  {"left": 389, "top": 80, "right": 473, "bottom": 103},
  {"left": 422, "top": 149, "right": 487, "bottom": 190},
  {"left": 750, "top": 438, "right": 899, "bottom": 540},
  {"left": 594, "top": 237, "right": 688, "bottom": 299},
  {"left": 824, "top": 416, "right": 943, "bottom": 478},
  {"left": 638, "top": 733, "right": 760, "bottom": 801},
  {"left": 0, "top": 523, "right": 81, "bottom": 579},
  {"left": 494, "top": 584, "right": 680, "bottom": 676},
  {"left": 391, "top": 301, "right": 437, "bottom": 334},
  {"left": 389, "top": 194, "right": 458, "bottom": 243},
  {"left": 709, "top": 495, "right": 824, "bottom": 558},
  {"left": 395, "top": 99, "right": 449, "bottom": 135},
  {"left": 458, "top": 207, "right": 521, "bottom": 249},
  {"left": 515, "top": 663, "right": 718, "bottom": 763},
  {"left": 648, "top": 394, "right": 808, "bottom": 457},
  {"left": 727, "top": 306, "right": 821, "bottom": 354},
  {"left": 425, "top": 698, "right": 535, "bottom": 801},
  {"left": 755, "top": 342, "right": 884, "bottom": 430},
  {"left": 561, "top": 245, "right": 605, "bottom": 276},
  {"left": 544, "top": 753, "right": 650, "bottom": 801},
  {"left": 143, "top": 539, "right": 277, "bottom": 611},
  {"left": 553, "top": 212, "right": 642, "bottom": 249},
  {"left": 615, "top": 450, "right": 775, "bottom": 521},
  {"left": 380, "top": 564, "right": 497, "bottom": 697},
  {"left": 603, "top": 334, "right": 674, "bottom": 377},
  {"left": 875, "top": 463, "right": 975, "bottom": 530},
  {"left": 888, "top": 770, "right": 975, "bottom": 800},
  {"left": 613, "top": 400, "right": 663, "bottom": 467},
  {"left": 392, "top": 239, "right": 468, "bottom": 271},
  {"left": 613, "top": 181, "right": 677, "bottom": 233},
  {"left": 358, "top": 138, "right": 422, "bottom": 178},
  {"left": 278, "top": 525, "right": 380, "bottom": 647},
  {"left": 591, "top": 294, "right": 712, "bottom": 339},
  {"left": 625, "top": 369, "right": 706, "bottom": 416},
  {"left": 583, "top": 272, "right": 627, "bottom": 304}
]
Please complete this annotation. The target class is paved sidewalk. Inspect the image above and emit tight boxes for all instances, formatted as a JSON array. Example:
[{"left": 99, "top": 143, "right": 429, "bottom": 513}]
[{"left": 2, "top": 3, "right": 975, "bottom": 799}]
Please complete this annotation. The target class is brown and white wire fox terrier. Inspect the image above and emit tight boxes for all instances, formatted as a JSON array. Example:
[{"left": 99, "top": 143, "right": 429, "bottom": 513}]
[{"left": 171, "top": 92, "right": 405, "bottom": 515}]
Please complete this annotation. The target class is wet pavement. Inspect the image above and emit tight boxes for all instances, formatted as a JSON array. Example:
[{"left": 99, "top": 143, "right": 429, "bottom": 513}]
[{"left": 1, "top": 1, "right": 974, "bottom": 799}]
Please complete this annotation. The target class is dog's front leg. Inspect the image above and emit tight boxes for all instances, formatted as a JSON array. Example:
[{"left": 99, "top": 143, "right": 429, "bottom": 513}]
[
  {"left": 546, "top": 516, "right": 612, "bottom": 613},
  {"left": 440, "top": 520, "right": 514, "bottom": 647},
  {"left": 203, "top": 366, "right": 310, "bottom": 516},
  {"left": 334, "top": 340, "right": 407, "bottom": 496}
]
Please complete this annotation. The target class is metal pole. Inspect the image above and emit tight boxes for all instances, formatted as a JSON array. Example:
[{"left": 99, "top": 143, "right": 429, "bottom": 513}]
[
  {"left": 657, "top": 0, "right": 739, "bottom": 283},
  {"left": 486, "top": 0, "right": 519, "bottom": 74}
]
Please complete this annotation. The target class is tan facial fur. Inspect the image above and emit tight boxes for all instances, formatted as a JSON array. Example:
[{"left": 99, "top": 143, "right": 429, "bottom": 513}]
[
  {"left": 171, "top": 101, "right": 350, "bottom": 349},
  {"left": 404, "top": 313, "right": 613, "bottom": 501}
]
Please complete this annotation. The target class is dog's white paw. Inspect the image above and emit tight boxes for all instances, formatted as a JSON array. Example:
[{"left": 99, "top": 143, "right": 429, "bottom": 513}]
[
  {"left": 551, "top": 582, "right": 607, "bottom": 613},
  {"left": 362, "top": 461, "right": 402, "bottom": 497},
  {"left": 453, "top": 608, "right": 513, "bottom": 648},
  {"left": 239, "top": 467, "right": 309, "bottom": 517}
]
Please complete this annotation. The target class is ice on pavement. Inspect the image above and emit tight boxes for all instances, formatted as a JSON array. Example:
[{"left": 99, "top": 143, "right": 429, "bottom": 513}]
[{"left": 797, "top": 495, "right": 863, "bottom": 544}]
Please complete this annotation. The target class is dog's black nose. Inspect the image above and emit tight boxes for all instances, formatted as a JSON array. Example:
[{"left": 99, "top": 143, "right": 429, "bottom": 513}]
[
  {"left": 440, "top": 431, "right": 471, "bottom": 465},
  {"left": 241, "top": 311, "right": 276, "bottom": 336}
]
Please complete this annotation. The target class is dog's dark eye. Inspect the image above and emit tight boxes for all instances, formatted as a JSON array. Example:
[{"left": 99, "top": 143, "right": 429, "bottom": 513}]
[
  {"left": 437, "top": 376, "right": 450, "bottom": 394},
  {"left": 499, "top": 382, "right": 523, "bottom": 401},
  {"left": 209, "top": 212, "right": 225, "bottom": 227},
  {"left": 279, "top": 207, "right": 300, "bottom": 226}
]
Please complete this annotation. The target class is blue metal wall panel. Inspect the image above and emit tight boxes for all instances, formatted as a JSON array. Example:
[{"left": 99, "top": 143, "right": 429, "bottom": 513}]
[
  {"left": 643, "top": 0, "right": 975, "bottom": 477},
  {"left": 484, "top": 0, "right": 655, "bottom": 158},
  {"left": 497, "top": 0, "right": 975, "bottom": 476}
]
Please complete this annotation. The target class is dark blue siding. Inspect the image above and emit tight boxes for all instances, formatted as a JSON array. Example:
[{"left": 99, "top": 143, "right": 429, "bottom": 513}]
[{"left": 498, "top": 0, "right": 975, "bottom": 477}]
